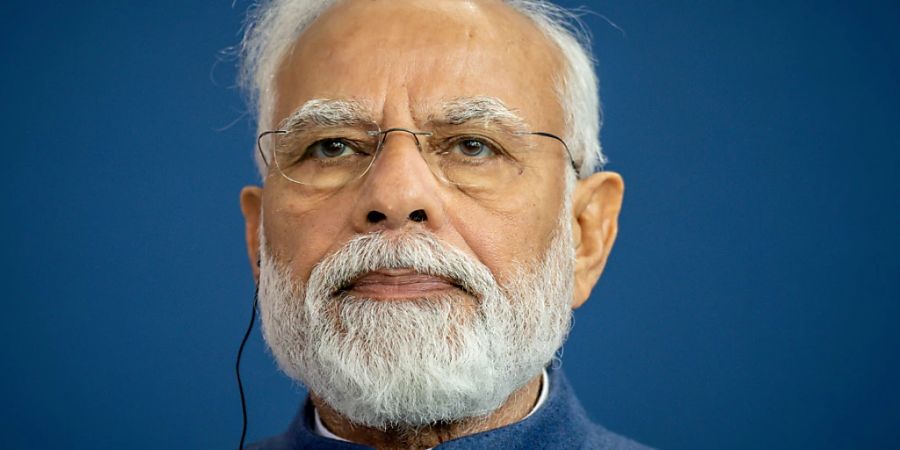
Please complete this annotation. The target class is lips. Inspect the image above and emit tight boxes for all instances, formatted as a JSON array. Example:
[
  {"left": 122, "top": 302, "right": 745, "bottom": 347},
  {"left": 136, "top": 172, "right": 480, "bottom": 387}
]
[{"left": 341, "top": 268, "right": 462, "bottom": 300}]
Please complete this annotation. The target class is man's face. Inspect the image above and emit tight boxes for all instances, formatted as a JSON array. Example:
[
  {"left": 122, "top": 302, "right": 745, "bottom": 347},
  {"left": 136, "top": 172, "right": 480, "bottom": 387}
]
[
  {"left": 239, "top": 0, "right": 623, "bottom": 429},
  {"left": 262, "top": 0, "right": 569, "bottom": 286}
]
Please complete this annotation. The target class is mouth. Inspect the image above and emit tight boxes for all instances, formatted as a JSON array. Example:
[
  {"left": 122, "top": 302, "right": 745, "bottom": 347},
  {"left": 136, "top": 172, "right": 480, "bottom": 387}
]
[{"left": 338, "top": 268, "right": 465, "bottom": 301}]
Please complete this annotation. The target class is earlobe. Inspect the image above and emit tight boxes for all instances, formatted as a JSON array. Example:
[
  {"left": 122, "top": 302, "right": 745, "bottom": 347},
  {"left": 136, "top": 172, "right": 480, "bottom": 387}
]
[
  {"left": 240, "top": 186, "right": 263, "bottom": 282},
  {"left": 571, "top": 171, "right": 624, "bottom": 309}
]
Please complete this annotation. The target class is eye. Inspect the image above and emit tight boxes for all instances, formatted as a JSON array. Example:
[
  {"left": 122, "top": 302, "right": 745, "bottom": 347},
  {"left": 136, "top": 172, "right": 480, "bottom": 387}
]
[
  {"left": 306, "top": 138, "right": 356, "bottom": 159},
  {"left": 453, "top": 138, "right": 496, "bottom": 158}
]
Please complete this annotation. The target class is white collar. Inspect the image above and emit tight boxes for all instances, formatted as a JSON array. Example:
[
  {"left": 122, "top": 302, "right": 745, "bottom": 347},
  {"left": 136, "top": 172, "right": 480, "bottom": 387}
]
[{"left": 313, "top": 368, "right": 550, "bottom": 445}]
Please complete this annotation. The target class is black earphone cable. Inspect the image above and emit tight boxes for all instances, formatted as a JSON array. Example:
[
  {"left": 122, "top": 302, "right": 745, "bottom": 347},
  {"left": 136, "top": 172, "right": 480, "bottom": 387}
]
[{"left": 236, "top": 284, "right": 259, "bottom": 450}]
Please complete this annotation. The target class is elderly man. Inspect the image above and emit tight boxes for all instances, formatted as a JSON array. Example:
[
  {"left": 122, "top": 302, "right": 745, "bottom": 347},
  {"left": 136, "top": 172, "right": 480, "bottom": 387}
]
[{"left": 237, "top": 0, "right": 649, "bottom": 448}]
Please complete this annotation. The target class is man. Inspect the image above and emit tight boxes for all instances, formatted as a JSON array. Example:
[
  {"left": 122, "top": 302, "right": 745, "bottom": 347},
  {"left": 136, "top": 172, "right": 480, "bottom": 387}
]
[{"left": 237, "top": 0, "right": 650, "bottom": 448}]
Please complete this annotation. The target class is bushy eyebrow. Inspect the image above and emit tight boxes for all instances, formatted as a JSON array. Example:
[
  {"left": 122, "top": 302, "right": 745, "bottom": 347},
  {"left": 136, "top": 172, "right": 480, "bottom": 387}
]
[
  {"left": 278, "top": 97, "right": 529, "bottom": 134},
  {"left": 278, "top": 99, "right": 375, "bottom": 131},
  {"left": 429, "top": 96, "right": 530, "bottom": 133}
]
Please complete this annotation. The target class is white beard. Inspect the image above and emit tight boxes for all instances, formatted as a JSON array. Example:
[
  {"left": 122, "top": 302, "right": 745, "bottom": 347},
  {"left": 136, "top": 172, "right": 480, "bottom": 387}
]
[{"left": 257, "top": 213, "right": 574, "bottom": 429}]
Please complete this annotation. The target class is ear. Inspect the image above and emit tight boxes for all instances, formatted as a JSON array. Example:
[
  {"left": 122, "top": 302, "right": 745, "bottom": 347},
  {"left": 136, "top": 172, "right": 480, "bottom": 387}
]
[
  {"left": 240, "top": 186, "right": 263, "bottom": 283},
  {"left": 571, "top": 171, "right": 624, "bottom": 309}
]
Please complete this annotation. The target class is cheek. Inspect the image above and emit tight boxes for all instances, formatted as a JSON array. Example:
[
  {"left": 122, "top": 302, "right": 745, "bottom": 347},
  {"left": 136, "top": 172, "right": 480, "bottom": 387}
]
[
  {"left": 450, "top": 186, "right": 564, "bottom": 283},
  {"left": 262, "top": 189, "right": 355, "bottom": 283}
]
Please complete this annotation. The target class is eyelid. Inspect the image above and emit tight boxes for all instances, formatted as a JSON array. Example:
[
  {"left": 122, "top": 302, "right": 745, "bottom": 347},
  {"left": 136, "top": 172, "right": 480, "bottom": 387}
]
[
  {"left": 290, "top": 125, "right": 377, "bottom": 149},
  {"left": 308, "top": 137, "right": 375, "bottom": 156},
  {"left": 436, "top": 133, "right": 517, "bottom": 161}
]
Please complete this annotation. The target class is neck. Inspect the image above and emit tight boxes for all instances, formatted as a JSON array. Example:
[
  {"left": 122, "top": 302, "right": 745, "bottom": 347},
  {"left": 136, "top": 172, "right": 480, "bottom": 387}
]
[{"left": 313, "top": 372, "right": 543, "bottom": 450}]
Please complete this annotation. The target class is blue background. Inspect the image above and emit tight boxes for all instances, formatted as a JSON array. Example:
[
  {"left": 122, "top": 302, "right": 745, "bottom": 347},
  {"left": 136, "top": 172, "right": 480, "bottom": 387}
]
[{"left": 2, "top": 1, "right": 898, "bottom": 449}]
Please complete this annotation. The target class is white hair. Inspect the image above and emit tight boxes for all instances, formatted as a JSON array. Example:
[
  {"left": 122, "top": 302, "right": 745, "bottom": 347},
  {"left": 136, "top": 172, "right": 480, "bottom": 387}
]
[
  {"left": 239, "top": 0, "right": 605, "bottom": 179},
  {"left": 256, "top": 196, "right": 574, "bottom": 428}
]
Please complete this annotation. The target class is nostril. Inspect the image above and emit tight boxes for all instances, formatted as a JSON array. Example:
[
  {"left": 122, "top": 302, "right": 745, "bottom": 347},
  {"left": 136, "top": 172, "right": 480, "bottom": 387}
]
[
  {"left": 367, "top": 211, "right": 387, "bottom": 223},
  {"left": 409, "top": 209, "right": 427, "bottom": 222}
]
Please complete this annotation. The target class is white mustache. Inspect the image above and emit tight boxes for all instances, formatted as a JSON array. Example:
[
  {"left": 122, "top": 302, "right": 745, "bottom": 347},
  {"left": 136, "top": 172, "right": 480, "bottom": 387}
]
[{"left": 306, "top": 230, "right": 498, "bottom": 300}]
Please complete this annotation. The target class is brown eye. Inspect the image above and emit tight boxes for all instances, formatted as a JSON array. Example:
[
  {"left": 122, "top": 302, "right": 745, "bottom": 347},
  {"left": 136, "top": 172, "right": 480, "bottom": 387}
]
[
  {"left": 307, "top": 139, "right": 354, "bottom": 158},
  {"left": 454, "top": 138, "right": 495, "bottom": 158}
]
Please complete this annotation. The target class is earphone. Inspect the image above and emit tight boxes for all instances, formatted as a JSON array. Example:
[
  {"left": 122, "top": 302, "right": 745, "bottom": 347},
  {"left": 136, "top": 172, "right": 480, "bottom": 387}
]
[{"left": 235, "top": 260, "right": 260, "bottom": 450}]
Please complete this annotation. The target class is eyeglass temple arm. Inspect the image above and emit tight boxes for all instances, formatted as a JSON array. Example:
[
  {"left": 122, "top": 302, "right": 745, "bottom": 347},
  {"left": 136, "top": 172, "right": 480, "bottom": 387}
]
[
  {"left": 523, "top": 131, "right": 579, "bottom": 173},
  {"left": 257, "top": 130, "right": 289, "bottom": 167}
]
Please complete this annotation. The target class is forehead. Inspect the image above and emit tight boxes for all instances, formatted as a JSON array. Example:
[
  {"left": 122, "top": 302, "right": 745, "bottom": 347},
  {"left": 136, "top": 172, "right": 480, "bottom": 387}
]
[{"left": 272, "top": 0, "right": 565, "bottom": 131}]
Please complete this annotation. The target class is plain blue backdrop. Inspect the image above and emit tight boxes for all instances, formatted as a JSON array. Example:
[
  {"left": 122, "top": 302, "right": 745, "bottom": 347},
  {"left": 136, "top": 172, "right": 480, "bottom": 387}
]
[{"left": 2, "top": 1, "right": 898, "bottom": 449}]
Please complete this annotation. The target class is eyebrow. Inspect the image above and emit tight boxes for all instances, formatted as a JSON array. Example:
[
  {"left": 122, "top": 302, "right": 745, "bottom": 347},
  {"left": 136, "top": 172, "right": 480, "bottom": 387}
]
[
  {"left": 429, "top": 96, "right": 530, "bottom": 133},
  {"left": 278, "top": 99, "right": 374, "bottom": 131},
  {"left": 278, "top": 96, "right": 530, "bottom": 133}
]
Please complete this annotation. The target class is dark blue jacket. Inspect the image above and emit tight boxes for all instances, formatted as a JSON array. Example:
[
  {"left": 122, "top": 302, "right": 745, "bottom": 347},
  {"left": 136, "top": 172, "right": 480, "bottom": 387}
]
[{"left": 248, "top": 367, "right": 653, "bottom": 449}]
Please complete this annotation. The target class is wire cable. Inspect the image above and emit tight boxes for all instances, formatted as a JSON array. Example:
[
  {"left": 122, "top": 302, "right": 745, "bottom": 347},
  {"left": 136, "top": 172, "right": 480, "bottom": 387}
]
[{"left": 236, "top": 285, "right": 259, "bottom": 450}]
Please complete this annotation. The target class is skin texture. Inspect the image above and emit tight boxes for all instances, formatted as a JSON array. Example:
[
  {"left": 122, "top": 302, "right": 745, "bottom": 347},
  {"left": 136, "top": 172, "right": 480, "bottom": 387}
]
[{"left": 239, "top": 0, "right": 624, "bottom": 448}]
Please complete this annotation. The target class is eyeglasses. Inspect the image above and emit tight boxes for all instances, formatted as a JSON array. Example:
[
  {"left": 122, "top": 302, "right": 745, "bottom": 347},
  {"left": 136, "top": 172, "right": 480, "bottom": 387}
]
[{"left": 257, "top": 122, "right": 575, "bottom": 191}]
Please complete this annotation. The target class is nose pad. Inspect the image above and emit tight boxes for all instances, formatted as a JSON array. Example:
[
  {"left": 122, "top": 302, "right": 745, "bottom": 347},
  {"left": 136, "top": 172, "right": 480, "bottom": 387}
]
[
  {"left": 373, "top": 128, "right": 430, "bottom": 157},
  {"left": 370, "top": 127, "right": 445, "bottom": 185}
]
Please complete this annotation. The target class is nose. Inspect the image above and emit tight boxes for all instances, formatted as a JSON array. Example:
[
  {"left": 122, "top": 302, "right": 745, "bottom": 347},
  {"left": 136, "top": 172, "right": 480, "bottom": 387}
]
[{"left": 350, "top": 130, "right": 446, "bottom": 232}]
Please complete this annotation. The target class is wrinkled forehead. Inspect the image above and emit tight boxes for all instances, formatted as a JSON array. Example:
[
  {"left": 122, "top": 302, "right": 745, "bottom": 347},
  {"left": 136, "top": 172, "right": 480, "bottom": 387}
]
[{"left": 271, "top": 0, "right": 566, "bottom": 132}]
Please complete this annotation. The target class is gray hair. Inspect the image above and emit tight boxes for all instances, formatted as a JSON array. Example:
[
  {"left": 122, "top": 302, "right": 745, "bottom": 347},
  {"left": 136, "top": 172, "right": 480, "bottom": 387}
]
[{"left": 239, "top": 0, "right": 605, "bottom": 179}]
